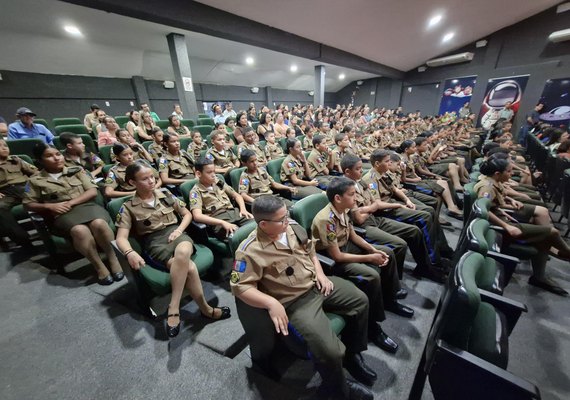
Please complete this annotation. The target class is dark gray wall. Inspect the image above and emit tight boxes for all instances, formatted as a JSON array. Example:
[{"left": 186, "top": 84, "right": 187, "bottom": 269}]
[
  {"left": 400, "top": 83, "right": 441, "bottom": 116},
  {"left": 335, "top": 77, "right": 403, "bottom": 109}
]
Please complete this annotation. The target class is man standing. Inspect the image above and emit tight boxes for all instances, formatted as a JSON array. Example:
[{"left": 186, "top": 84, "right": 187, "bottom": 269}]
[
  {"left": 231, "top": 196, "right": 375, "bottom": 399},
  {"left": 518, "top": 103, "right": 544, "bottom": 146},
  {"left": 498, "top": 101, "right": 514, "bottom": 122},
  {"left": 8, "top": 108, "right": 54, "bottom": 145}
]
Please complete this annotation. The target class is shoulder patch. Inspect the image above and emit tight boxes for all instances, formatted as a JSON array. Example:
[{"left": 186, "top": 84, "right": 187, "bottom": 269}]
[{"left": 232, "top": 260, "right": 246, "bottom": 273}]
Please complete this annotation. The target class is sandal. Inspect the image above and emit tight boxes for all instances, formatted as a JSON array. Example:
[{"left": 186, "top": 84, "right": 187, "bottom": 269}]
[
  {"left": 166, "top": 313, "right": 180, "bottom": 338},
  {"left": 201, "top": 306, "right": 231, "bottom": 321}
]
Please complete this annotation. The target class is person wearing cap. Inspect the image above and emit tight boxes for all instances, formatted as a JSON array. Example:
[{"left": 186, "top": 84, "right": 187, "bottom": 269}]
[
  {"left": 8, "top": 108, "right": 54, "bottom": 145},
  {"left": 83, "top": 104, "right": 100, "bottom": 134}
]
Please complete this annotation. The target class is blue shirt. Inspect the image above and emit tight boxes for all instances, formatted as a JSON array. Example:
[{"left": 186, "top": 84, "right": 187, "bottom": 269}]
[{"left": 8, "top": 121, "right": 54, "bottom": 144}]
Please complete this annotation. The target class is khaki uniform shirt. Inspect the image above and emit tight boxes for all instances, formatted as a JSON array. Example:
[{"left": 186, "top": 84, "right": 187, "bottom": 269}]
[
  {"left": 159, "top": 150, "right": 195, "bottom": 179},
  {"left": 361, "top": 169, "right": 393, "bottom": 202},
  {"left": 239, "top": 168, "right": 274, "bottom": 198},
  {"left": 187, "top": 141, "right": 208, "bottom": 160},
  {"left": 354, "top": 179, "right": 374, "bottom": 207},
  {"left": 302, "top": 136, "right": 314, "bottom": 151},
  {"left": 401, "top": 154, "right": 419, "bottom": 180},
  {"left": 83, "top": 113, "right": 98, "bottom": 132},
  {"left": 23, "top": 167, "right": 96, "bottom": 204},
  {"left": 474, "top": 176, "right": 507, "bottom": 207},
  {"left": 280, "top": 154, "right": 305, "bottom": 183},
  {"left": 230, "top": 224, "right": 317, "bottom": 304},
  {"left": 105, "top": 162, "right": 159, "bottom": 192},
  {"left": 264, "top": 142, "right": 284, "bottom": 160},
  {"left": 331, "top": 147, "right": 352, "bottom": 172},
  {"left": 148, "top": 142, "right": 164, "bottom": 161},
  {"left": 189, "top": 178, "right": 235, "bottom": 216},
  {"left": 312, "top": 203, "right": 352, "bottom": 251},
  {"left": 0, "top": 156, "right": 38, "bottom": 188},
  {"left": 116, "top": 189, "right": 186, "bottom": 236},
  {"left": 365, "top": 135, "right": 380, "bottom": 151},
  {"left": 206, "top": 147, "right": 237, "bottom": 169},
  {"left": 386, "top": 170, "right": 403, "bottom": 189},
  {"left": 64, "top": 151, "right": 104, "bottom": 173},
  {"left": 237, "top": 142, "right": 267, "bottom": 165},
  {"left": 307, "top": 149, "right": 329, "bottom": 178},
  {"left": 354, "top": 142, "right": 370, "bottom": 159}
]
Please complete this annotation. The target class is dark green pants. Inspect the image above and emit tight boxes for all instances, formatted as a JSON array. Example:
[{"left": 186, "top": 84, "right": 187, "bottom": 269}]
[{"left": 0, "top": 184, "right": 29, "bottom": 246}]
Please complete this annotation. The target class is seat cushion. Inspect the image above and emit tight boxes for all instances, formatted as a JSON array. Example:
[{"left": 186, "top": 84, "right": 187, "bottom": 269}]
[
  {"left": 468, "top": 302, "right": 509, "bottom": 369},
  {"left": 476, "top": 257, "right": 503, "bottom": 294}
]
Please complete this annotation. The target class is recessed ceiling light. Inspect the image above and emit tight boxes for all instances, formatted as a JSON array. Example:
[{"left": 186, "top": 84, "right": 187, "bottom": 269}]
[
  {"left": 245, "top": 57, "right": 254, "bottom": 65},
  {"left": 64, "top": 25, "right": 82, "bottom": 36},
  {"left": 339, "top": 73, "right": 346, "bottom": 80},
  {"left": 290, "top": 65, "right": 298, "bottom": 72},
  {"left": 428, "top": 15, "right": 442, "bottom": 28},
  {"left": 442, "top": 32, "right": 455, "bottom": 43}
]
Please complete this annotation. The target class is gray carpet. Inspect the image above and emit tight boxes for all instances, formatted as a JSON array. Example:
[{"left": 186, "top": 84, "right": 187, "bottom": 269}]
[{"left": 0, "top": 213, "right": 568, "bottom": 400}]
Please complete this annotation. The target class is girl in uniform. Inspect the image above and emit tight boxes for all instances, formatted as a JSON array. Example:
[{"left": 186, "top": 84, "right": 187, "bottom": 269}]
[
  {"left": 115, "top": 162, "right": 230, "bottom": 337},
  {"left": 279, "top": 138, "right": 321, "bottom": 199},
  {"left": 158, "top": 132, "right": 195, "bottom": 186},
  {"left": 23, "top": 143, "right": 123, "bottom": 285}
]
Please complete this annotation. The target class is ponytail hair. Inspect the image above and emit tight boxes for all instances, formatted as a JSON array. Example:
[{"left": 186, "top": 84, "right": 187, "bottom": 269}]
[
  {"left": 479, "top": 157, "right": 510, "bottom": 176},
  {"left": 397, "top": 140, "right": 414, "bottom": 154}
]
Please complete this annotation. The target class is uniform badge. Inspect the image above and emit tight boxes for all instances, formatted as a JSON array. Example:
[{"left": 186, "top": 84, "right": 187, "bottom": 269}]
[
  {"left": 206, "top": 153, "right": 214, "bottom": 161},
  {"left": 240, "top": 178, "right": 249, "bottom": 186},
  {"left": 482, "top": 192, "right": 491, "bottom": 199},
  {"left": 116, "top": 206, "right": 124, "bottom": 224},
  {"left": 190, "top": 191, "right": 198, "bottom": 205},
  {"left": 326, "top": 223, "right": 337, "bottom": 241},
  {"left": 178, "top": 199, "right": 186, "bottom": 208},
  {"left": 288, "top": 162, "right": 295, "bottom": 168},
  {"left": 24, "top": 182, "right": 31, "bottom": 193},
  {"left": 158, "top": 158, "right": 167, "bottom": 171},
  {"left": 230, "top": 270, "right": 240, "bottom": 283},
  {"left": 105, "top": 171, "right": 115, "bottom": 185},
  {"left": 233, "top": 259, "right": 246, "bottom": 272}
]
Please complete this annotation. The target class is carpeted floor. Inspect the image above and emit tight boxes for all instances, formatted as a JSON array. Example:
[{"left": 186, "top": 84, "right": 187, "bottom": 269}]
[{"left": 0, "top": 213, "right": 568, "bottom": 400}]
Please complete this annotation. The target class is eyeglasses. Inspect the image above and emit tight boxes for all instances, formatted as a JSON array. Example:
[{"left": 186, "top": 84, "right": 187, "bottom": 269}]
[{"left": 263, "top": 211, "right": 290, "bottom": 225}]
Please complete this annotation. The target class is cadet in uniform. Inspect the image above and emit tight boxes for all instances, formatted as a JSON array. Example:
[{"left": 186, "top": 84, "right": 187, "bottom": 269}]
[
  {"left": 302, "top": 127, "right": 314, "bottom": 151},
  {"left": 307, "top": 135, "right": 335, "bottom": 188},
  {"left": 187, "top": 130, "right": 209, "bottom": 160},
  {"left": 158, "top": 132, "right": 195, "bottom": 187},
  {"left": 263, "top": 131, "right": 284, "bottom": 160},
  {"left": 280, "top": 138, "right": 321, "bottom": 199},
  {"left": 238, "top": 149, "right": 294, "bottom": 207},
  {"left": 190, "top": 157, "right": 255, "bottom": 240},
  {"left": 115, "top": 161, "right": 230, "bottom": 338},
  {"left": 0, "top": 139, "right": 37, "bottom": 246},
  {"left": 231, "top": 195, "right": 375, "bottom": 399},
  {"left": 147, "top": 127, "right": 165, "bottom": 163},
  {"left": 475, "top": 157, "right": 570, "bottom": 296},
  {"left": 60, "top": 132, "right": 104, "bottom": 178},
  {"left": 23, "top": 143, "right": 122, "bottom": 285},
  {"left": 206, "top": 130, "right": 239, "bottom": 177},
  {"left": 330, "top": 133, "right": 353, "bottom": 173},
  {"left": 237, "top": 127, "right": 267, "bottom": 167}
]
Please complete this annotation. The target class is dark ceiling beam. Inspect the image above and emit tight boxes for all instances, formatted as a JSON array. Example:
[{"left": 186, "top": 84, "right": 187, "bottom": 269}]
[{"left": 59, "top": 0, "right": 404, "bottom": 79}]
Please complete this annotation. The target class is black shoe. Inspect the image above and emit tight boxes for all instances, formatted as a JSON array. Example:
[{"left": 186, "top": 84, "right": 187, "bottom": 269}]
[
  {"left": 97, "top": 275, "right": 114, "bottom": 286},
  {"left": 386, "top": 301, "right": 414, "bottom": 318},
  {"left": 112, "top": 271, "right": 124, "bottom": 282},
  {"left": 446, "top": 210, "right": 463, "bottom": 221},
  {"left": 438, "top": 258, "right": 453, "bottom": 272},
  {"left": 346, "top": 379, "right": 374, "bottom": 400},
  {"left": 528, "top": 276, "right": 568, "bottom": 296},
  {"left": 251, "top": 359, "right": 280, "bottom": 381},
  {"left": 166, "top": 313, "right": 181, "bottom": 338},
  {"left": 201, "top": 306, "right": 231, "bottom": 320},
  {"left": 413, "top": 267, "right": 446, "bottom": 284},
  {"left": 395, "top": 288, "right": 408, "bottom": 300},
  {"left": 344, "top": 353, "right": 377, "bottom": 387},
  {"left": 369, "top": 325, "right": 398, "bottom": 353}
]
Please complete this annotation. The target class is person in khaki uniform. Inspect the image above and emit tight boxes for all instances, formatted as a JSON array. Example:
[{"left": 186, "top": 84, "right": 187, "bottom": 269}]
[
  {"left": 238, "top": 149, "right": 294, "bottom": 207},
  {"left": 263, "top": 131, "right": 284, "bottom": 161},
  {"left": 115, "top": 162, "right": 230, "bottom": 338},
  {"left": 231, "top": 195, "right": 376, "bottom": 399},
  {"left": 280, "top": 138, "right": 321, "bottom": 199},
  {"left": 475, "top": 157, "right": 570, "bottom": 296},
  {"left": 311, "top": 177, "right": 414, "bottom": 354},
  {"left": 147, "top": 127, "right": 165, "bottom": 163},
  {"left": 237, "top": 127, "right": 267, "bottom": 167},
  {"left": 190, "top": 157, "right": 254, "bottom": 240},
  {"left": 0, "top": 139, "right": 38, "bottom": 246},
  {"left": 330, "top": 133, "right": 354, "bottom": 173},
  {"left": 302, "top": 126, "right": 315, "bottom": 151},
  {"left": 158, "top": 132, "right": 195, "bottom": 186},
  {"left": 23, "top": 143, "right": 122, "bottom": 285},
  {"left": 341, "top": 153, "right": 446, "bottom": 283},
  {"left": 307, "top": 135, "right": 335, "bottom": 188},
  {"left": 187, "top": 130, "right": 208, "bottom": 160},
  {"left": 206, "top": 130, "right": 239, "bottom": 176},
  {"left": 83, "top": 104, "right": 100, "bottom": 134},
  {"left": 60, "top": 132, "right": 104, "bottom": 178}
]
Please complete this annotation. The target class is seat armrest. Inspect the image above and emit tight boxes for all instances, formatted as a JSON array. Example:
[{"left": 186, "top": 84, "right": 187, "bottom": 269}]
[
  {"left": 487, "top": 251, "right": 520, "bottom": 284},
  {"left": 353, "top": 226, "right": 367, "bottom": 238},
  {"left": 479, "top": 289, "right": 527, "bottom": 335},
  {"left": 188, "top": 221, "right": 209, "bottom": 244},
  {"left": 489, "top": 225, "right": 505, "bottom": 233},
  {"left": 317, "top": 253, "right": 336, "bottom": 271}
]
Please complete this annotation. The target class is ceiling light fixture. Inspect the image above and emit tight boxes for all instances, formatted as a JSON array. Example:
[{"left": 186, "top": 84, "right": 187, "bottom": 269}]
[
  {"left": 442, "top": 32, "right": 455, "bottom": 43},
  {"left": 290, "top": 65, "right": 298, "bottom": 72},
  {"left": 64, "top": 25, "right": 82, "bottom": 36},
  {"left": 339, "top": 73, "right": 346, "bottom": 80},
  {"left": 245, "top": 57, "right": 254, "bottom": 65},
  {"left": 428, "top": 14, "right": 442, "bottom": 28}
]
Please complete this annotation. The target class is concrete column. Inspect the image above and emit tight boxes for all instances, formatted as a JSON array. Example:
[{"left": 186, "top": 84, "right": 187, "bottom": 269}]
[
  {"left": 167, "top": 33, "right": 199, "bottom": 119},
  {"left": 265, "top": 86, "right": 273, "bottom": 108},
  {"left": 314, "top": 65, "right": 325, "bottom": 108},
  {"left": 131, "top": 76, "right": 149, "bottom": 108}
]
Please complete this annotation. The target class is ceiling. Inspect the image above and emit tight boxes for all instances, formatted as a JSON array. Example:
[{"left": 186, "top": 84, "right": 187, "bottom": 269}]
[{"left": 0, "top": 0, "right": 561, "bottom": 93}]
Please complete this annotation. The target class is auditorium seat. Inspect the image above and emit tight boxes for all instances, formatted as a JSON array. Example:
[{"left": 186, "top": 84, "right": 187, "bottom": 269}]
[
  {"left": 181, "top": 119, "right": 195, "bottom": 129},
  {"left": 229, "top": 167, "right": 246, "bottom": 191},
  {"left": 197, "top": 117, "right": 214, "bottom": 126},
  {"left": 155, "top": 120, "right": 169, "bottom": 130},
  {"left": 114, "top": 116, "right": 129, "bottom": 128},
  {"left": 52, "top": 117, "right": 82, "bottom": 127},
  {"left": 33, "top": 118, "right": 50, "bottom": 130},
  {"left": 194, "top": 125, "right": 214, "bottom": 140},
  {"left": 98, "top": 145, "right": 113, "bottom": 165},
  {"left": 53, "top": 134, "right": 97, "bottom": 155},
  {"left": 6, "top": 138, "right": 45, "bottom": 160},
  {"left": 54, "top": 124, "right": 90, "bottom": 137},
  {"left": 290, "top": 193, "right": 328, "bottom": 235},
  {"left": 266, "top": 157, "right": 285, "bottom": 183}
]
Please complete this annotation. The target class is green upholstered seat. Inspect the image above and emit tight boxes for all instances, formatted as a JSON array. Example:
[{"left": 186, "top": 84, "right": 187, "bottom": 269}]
[
  {"left": 463, "top": 182, "right": 477, "bottom": 222},
  {"left": 194, "top": 125, "right": 214, "bottom": 140},
  {"left": 53, "top": 134, "right": 97, "bottom": 155},
  {"left": 266, "top": 157, "right": 285, "bottom": 183},
  {"left": 155, "top": 120, "right": 169, "bottom": 130},
  {"left": 54, "top": 124, "right": 89, "bottom": 137},
  {"left": 7, "top": 139, "right": 45, "bottom": 160},
  {"left": 469, "top": 171, "right": 481, "bottom": 182},
  {"left": 98, "top": 145, "right": 113, "bottom": 165},
  {"left": 198, "top": 114, "right": 210, "bottom": 119},
  {"left": 290, "top": 193, "right": 328, "bottom": 233},
  {"left": 114, "top": 116, "right": 129, "bottom": 128},
  {"left": 251, "top": 121, "right": 259, "bottom": 131},
  {"left": 52, "top": 117, "right": 82, "bottom": 127},
  {"left": 181, "top": 119, "right": 195, "bottom": 129},
  {"left": 197, "top": 117, "right": 214, "bottom": 126},
  {"left": 33, "top": 119, "right": 50, "bottom": 129},
  {"left": 229, "top": 167, "right": 246, "bottom": 191}
]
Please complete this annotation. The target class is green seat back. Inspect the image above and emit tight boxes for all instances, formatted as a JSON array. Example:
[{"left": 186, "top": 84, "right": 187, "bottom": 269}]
[
  {"left": 473, "top": 198, "right": 492, "bottom": 220},
  {"left": 252, "top": 121, "right": 259, "bottom": 131},
  {"left": 99, "top": 145, "right": 113, "bottom": 165},
  {"left": 463, "top": 182, "right": 477, "bottom": 222},
  {"left": 291, "top": 193, "right": 328, "bottom": 233},
  {"left": 198, "top": 113, "right": 210, "bottom": 119},
  {"left": 33, "top": 119, "right": 50, "bottom": 129},
  {"left": 102, "top": 164, "right": 114, "bottom": 176},
  {"left": 230, "top": 167, "right": 246, "bottom": 191},
  {"left": 155, "top": 120, "right": 170, "bottom": 129},
  {"left": 469, "top": 171, "right": 481, "bottom": 182},
  {"left": 179, "top": 179, "right": 199, "bottom": 203},
  {"left": 197, "top": 117, "right": 214, "bottom": 126},
  {"left": 195, "top": 125, "right": 214, "bottom": 140},
  {"left": 53, "top": 134, "right": 97, "bottom": 155},
  {"left": 7, "top": 138, "right": 45, "bottom": 160},
  {"left": 181, "top": 119, "right": 195, "bottom": 128},
  {"left": 142, "top": 141, "right": 154, "bottom": 151},
  {"left": 14, "top": 154, "right": 34, "bottom": 165},
  {"left": 114, "top": 116, "right": 129, "bottom": 128},
  {"left": 179, "top": 137, "right": 192, "bottom": 152},
  {"left": 52, "top": 117, "right": 81, "bottom": 127},
  {"left": 229, "top": 222, "right": 257, "bottom": 254},
  {"left": 467, "top": 219, "right": 490, "bottom": 255},
  {"left": 54, "top": 124, "right": 89, "bottom": 137},
  {"left": 266, "top": 157, "right": 285, "bottom": 183},
  {"left": 279, "top": 138, "right": 288, "bottom": 152}
]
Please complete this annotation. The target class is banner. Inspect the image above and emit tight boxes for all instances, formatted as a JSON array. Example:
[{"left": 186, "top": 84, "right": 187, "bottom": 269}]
[
  {"left": 438, "top": 76, "right": 477, "bottom": 116},
  {"left": 538, "top": 78, "right": 570, "bottom": 128},
  {"left": 478, "top": 75, "right": 529, "bottom": 128}
]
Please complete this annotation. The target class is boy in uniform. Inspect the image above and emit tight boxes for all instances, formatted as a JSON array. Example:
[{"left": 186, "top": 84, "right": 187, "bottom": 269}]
[
  {"left": 307, "top": 135, "right": 335, "bottom": 188},
  {"left": 237, "top": 127, "right": 267, "bottom": 167},
  {"left": 60, "top": 132, "right": 104, "bottom": 178},
  {"left": 205, "top": 130, "right": 239, "bottom": 177}
]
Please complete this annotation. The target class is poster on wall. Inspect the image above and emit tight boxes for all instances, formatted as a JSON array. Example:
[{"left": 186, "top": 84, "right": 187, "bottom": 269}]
[
  {"left": 537, "top": 78, "right": 570, "bottom": 128},
  {"left": 438, "top": 76, "right": 477, "bottom": 116},
  {"left": 478, "top": 74, "right": 529, "bottom": 129}
]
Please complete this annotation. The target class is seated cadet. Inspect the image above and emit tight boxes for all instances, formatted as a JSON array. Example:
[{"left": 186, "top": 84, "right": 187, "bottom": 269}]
[
  {"left": 23, "top": 143, "right": 123, "bottom": 285},
  {"left": 205, "top": 130, "right": 239, "bottom": 177},
  {"left": 341, "top": 154, "right": 444, "bottom": 282},
  {"left": 362, "top": 150, "right": 451, "bottom": 274},
  {"left": 113, "top": 129, "right": 154, "bottom": 164},
  {"left": 307, "top": 135, "right": 335, "bottom": 188},
  {"left": 237, "top": 127, "right": 267, "bottom": 167},
  {"left": 187, "top": 130, "right": 208, "bottom": 160},
  {"left": 263, "top": 131, "right": 284, "bottom": 160},
  {"left": 280, "top": 138, "right": 321, "bottom": 199},
  {"left": 105, "top": 145, "right": 161, "bottom": 199},
  {"left": 238, "top": 149, "right": 294, "bottom": 208},
  {"left": 147, "top": 127, "right": 165, "bottom": 164},
  {"left": 475, "top": 156, "right": 570, "bottom": 295},
  {"left": 189, "top": 157, "right": 254, "bottom": 240},
  {"left": 159, "top": 132, "right": 195, "bottom": 186},
  {"left": 116, "top": 162, "right": 230, "bottom": 338},
  {"left": 302, "top": 126, "right": 315, "bottom": 151},
  {"left": 354, "top": 130, "right": 371, "bottom": 163},
  {"left": 416, "top": 136, "right": 466, "bottom": 192},
  {"left": 311, "top": 177, "right": 414, "bottom": 354},
  {"left": 231, "top": 195, "right": 375, "bottom": 399},
  {"left": 60, "top": 132, "right": 104, "bottom": 178},
  {"left": 285, "top": 127, "right": 297, "bottom": 140},
  {"left": 0, "top": 138, "right": 38, "bottom": 247},
  {"left": 331, "top": 133, "right": 353, "bottom": 174}
]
